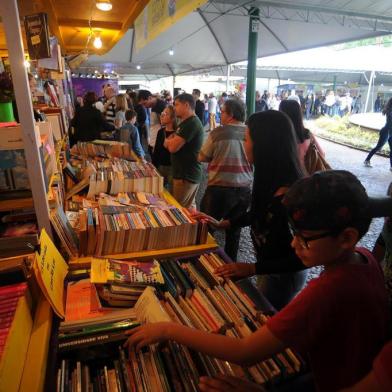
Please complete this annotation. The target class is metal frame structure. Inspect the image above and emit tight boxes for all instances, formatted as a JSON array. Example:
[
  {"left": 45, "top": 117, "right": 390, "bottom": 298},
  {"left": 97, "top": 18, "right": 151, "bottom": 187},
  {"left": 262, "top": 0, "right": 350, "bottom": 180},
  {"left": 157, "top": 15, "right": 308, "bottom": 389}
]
[{"left": 0, "top": 0, "right": 52, "bottom": 236}]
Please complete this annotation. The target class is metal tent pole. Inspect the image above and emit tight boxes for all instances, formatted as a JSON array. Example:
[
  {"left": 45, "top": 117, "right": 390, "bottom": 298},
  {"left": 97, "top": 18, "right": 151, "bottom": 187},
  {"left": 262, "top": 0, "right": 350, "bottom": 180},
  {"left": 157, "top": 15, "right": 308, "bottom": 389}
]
[
  {"left": 364, "top": 70, "right": 375, "bottom": 113},
  {"left": 332, "top": 75, "right": 337, "bottom": 92},
  {"left": 0, "top": 0, "right": 53, "bottom": 237},
  {"left": 245, "top": 7, "right": 259, "bottom": 117},
  {"left": 226, "top": 64, "right": 231, "bottom": 93}
]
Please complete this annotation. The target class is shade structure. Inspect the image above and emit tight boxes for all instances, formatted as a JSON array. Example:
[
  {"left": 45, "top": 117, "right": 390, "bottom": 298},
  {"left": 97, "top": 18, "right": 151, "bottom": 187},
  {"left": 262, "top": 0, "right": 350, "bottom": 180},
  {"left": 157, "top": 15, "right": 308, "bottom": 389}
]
[{"left": 78, "top": 0, "right": 392, "bottom": 78}]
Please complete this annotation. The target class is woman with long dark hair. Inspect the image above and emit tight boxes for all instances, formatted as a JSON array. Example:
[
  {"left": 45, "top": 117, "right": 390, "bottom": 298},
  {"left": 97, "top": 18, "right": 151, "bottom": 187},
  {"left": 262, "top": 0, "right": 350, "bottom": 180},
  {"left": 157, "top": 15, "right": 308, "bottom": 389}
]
[
  {"left": 202, "top": 110, "right": 308, "bottom": 310},
  {"left": 279, "top": 99, "right": 324, "bottom": 173},
  {"left": 152, "top": 105, "right": 178, "bottom": 191},
  {"left": 364, "top": 97, "right": 392, "bottom": 170}
]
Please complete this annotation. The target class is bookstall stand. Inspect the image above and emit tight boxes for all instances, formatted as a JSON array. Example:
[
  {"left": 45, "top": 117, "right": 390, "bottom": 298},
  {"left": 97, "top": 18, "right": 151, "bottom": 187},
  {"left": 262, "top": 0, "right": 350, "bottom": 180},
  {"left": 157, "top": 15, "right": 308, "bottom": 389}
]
[
  {"left": 0, "top": 2, "right": 219, "bottom": 390},
  {"left": 0, "top": 1, "right": 69, "bottom": 390}
]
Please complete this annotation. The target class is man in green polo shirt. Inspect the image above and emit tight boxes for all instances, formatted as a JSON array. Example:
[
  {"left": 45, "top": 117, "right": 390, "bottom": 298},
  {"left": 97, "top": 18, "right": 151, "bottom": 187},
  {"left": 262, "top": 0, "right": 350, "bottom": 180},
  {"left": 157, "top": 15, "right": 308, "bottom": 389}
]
[{"left": 164, "top": 93, "right": 204, "bottom": 210}]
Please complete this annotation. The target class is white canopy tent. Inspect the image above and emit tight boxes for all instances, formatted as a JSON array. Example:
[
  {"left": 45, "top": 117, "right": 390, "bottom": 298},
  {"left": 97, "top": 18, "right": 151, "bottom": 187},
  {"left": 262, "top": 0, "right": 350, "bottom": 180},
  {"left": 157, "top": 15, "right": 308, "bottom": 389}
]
[{"left": 76, "top": 0, "right": 392, "bottom": 78}]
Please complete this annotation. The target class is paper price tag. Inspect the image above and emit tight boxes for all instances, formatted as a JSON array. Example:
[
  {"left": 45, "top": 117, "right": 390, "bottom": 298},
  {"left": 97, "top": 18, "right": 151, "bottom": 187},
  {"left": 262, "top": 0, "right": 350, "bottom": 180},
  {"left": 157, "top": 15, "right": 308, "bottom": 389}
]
[{"left": 34, "top": 229, "right": 69, "bottom": 318}]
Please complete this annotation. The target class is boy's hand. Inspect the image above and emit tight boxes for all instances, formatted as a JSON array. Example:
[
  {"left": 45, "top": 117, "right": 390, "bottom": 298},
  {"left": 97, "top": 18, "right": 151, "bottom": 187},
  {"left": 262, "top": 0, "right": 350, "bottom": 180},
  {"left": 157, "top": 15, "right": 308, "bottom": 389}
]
[
  {"left": 214, "top": 262, "right": 256, "bottom": 279},
  {"left": 190, "top": 212, "right": 230, "bottom": 228},
  {"left": 199, "top": 375, "right": 266, "bottom": 392},
  {"left": 123, "top": 322, "right": 171, "bottom": 351}
]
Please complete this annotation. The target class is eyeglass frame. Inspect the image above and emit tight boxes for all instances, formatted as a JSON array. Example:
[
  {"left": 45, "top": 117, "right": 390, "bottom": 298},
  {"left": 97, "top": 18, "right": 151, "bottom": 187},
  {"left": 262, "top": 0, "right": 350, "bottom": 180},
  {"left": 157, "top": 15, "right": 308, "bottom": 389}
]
[{"left": 287, "top": 219, "right": 341, "bottom": 249}]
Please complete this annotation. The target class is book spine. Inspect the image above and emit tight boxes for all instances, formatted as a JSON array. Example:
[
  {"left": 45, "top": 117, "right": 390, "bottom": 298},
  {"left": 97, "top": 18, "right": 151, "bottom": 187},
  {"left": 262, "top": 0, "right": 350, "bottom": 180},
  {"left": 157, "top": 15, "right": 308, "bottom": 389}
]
[{"left": 58, "top": 331, "right": 128, "bottom": 351}]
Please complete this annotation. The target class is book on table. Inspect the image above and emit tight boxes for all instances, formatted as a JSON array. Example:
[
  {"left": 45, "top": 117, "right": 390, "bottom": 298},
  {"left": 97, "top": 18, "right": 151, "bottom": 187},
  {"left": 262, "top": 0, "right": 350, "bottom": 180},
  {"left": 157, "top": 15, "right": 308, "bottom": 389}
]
[
  {"left": 51, "top": 191, "right": 209, "bottom": 258},
  {"left": 54, "top": 252, "right": 305, "bottom": 391}
]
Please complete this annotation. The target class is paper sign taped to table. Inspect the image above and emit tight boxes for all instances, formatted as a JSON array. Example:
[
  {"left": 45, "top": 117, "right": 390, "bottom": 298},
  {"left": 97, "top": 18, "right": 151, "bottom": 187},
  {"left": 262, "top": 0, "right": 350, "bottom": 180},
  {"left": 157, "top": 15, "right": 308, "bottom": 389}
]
[{"left": 34, "top": 228, "right": 68, "bottom": 318}]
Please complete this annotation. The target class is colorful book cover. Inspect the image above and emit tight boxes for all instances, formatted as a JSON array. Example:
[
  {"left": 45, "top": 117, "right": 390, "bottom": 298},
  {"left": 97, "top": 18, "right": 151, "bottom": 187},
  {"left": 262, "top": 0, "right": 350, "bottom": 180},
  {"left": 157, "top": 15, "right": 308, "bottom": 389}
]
[{"left": 90, "top": 258, "right": 164, "bottom": 285}]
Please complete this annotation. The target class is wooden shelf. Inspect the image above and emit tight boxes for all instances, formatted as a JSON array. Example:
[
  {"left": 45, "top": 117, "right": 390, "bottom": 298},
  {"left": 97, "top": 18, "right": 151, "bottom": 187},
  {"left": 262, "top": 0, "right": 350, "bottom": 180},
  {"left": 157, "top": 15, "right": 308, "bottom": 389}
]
[
  {"left": 0, "top": 197, "right": 34, "bottom": 211},
  {"left": 69, "top": 234, "right": 218, "bottom": 270}
]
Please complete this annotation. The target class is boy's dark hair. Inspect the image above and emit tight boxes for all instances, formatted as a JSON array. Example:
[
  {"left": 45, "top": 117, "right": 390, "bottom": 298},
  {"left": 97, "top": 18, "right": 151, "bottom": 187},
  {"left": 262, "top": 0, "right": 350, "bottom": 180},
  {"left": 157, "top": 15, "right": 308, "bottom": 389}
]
[
  {"left": 283, "top": 170, "right": 371, "bottom": 239},
  {"left": 223, "top": 99, "right": 245, "bottom": 122},
  {"left": 125, "top": 109, "right": 137, "bottom": 121},
  {"left": 138, "top": 90, "right": 152, "bottom": 101},
  {"left": 174, "top": 93, "right": 195, "bottom": 110}
]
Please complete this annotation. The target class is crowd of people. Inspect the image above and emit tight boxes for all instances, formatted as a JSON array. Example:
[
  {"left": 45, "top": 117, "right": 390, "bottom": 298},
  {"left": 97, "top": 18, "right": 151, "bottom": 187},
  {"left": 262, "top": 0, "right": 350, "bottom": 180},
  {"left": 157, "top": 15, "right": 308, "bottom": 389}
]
[
  {"left": 253, "top": 89, "right": 364, "bottom": 119},
  {"left": 70, "top": 85, "right": 392, "bottom": 391}
]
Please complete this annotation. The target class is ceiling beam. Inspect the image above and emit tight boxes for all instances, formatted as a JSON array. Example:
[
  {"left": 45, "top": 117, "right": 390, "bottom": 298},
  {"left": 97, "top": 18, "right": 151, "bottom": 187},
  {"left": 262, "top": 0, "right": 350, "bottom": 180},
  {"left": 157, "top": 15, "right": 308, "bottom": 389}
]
[
  {"left": 129, "top": 28, "right": 135, "bottom": 62},
  {"left": 58, "top": 18, "right": 122, "bottom": 30},
  {"left": 166, "top": 63, "right": 175, "bottom": 76},
  {"left": 106, "top": 0, "right": 148, "bottom": 53},
  {"left": 197, "top": 8, "right": 229, "bottom": 65},
  {"left": 257, "top": 16, "right": 288, "bottom": 51},
  {"left": 254, "top": 0, "right": 392, "bottom": 23}
]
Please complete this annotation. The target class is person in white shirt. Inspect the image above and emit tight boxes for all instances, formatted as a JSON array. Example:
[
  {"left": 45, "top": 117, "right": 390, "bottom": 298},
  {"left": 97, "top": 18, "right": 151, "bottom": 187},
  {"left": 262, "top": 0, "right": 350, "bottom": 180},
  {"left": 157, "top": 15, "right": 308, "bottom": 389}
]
[
  {"left": 287, "top": 90, "right": 300, "bottom": 104},
  {"left": 325, "top": 91, "right": 335, "bottom": 116},
  {"left": 208, "top": 93, "right": 218, "bottom": 131}
]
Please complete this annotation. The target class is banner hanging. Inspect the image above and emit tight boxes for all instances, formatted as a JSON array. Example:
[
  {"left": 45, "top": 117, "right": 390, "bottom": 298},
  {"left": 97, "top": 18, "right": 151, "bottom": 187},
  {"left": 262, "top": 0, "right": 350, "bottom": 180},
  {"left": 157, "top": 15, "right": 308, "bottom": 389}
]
[{"left": 134, "top": 0, "right": 208, "bottom": 53}]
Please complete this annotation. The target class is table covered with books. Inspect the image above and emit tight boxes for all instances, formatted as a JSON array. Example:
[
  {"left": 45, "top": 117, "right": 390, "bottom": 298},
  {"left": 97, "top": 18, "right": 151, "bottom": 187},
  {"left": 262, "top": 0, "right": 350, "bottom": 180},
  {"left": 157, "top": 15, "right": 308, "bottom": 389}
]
[{"left": 38, "top": 246, "right": 306, "bottom": 392}]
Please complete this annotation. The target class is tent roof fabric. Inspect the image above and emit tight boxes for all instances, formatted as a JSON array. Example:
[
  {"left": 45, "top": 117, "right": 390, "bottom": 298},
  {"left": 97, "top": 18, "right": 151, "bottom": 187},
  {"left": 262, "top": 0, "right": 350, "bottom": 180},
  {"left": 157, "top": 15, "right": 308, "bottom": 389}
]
[{"left": 78, "top": 0, "right": 392, "bottom": 77}]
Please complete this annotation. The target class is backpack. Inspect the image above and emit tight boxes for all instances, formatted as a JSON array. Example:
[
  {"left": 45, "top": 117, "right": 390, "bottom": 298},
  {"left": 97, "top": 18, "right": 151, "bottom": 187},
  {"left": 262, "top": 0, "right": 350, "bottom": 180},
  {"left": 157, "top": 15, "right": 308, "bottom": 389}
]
[{"left": 304, "top": 135, "right": 331, "bottom": 175}]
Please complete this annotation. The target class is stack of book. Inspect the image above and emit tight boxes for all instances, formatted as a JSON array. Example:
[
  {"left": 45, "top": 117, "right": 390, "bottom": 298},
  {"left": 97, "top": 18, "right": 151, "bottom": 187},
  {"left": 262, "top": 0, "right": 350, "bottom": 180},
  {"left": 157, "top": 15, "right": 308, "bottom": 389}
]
[
  {"left": 51, "top": 192, "right": 209, "bottom": 258},
  {"left": 0, "top": 255, "right": 32, "bottom": 284},
  {"left": 55, "top": 253, "right": 304, "bottom": 390},
  {"left": 58, "top": 279, "right": 139, "bottom": 351},
  {"left": 85, "top": 159, "right": 164, "bottom": 197},
  {"left": 63, "top": 158, "right": 164, "bottom": 200},
  {"left": 55, "top": 346, "right": 140, "bottom": 391},
  {"left": 51, "top": 206, "right": 80, "bottom": 258},
  {"left": 71, "top": 140, "right": 137, "bottom": 160},
  {"left": 134, "top": 283, "right": 301, "bottom": 389},
  {"left": 90, "top": 258, "right": 164, "bottom": 308},
  {"left": 0, "top": 282, "right": 33, "bottom": 391},
  {"left": 0, "top": 125, "right": 55, "bottom": 195}
]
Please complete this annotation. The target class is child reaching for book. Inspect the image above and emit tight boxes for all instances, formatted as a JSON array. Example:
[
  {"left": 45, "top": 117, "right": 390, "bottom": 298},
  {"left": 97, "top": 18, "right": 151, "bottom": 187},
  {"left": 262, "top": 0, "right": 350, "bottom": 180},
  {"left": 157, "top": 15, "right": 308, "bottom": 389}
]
[
  {"left": 116, "top": 109, "right": 145, "bottom": 160},
  {"left": 125, "top": 170, "right": 390, "bottom": 392}
]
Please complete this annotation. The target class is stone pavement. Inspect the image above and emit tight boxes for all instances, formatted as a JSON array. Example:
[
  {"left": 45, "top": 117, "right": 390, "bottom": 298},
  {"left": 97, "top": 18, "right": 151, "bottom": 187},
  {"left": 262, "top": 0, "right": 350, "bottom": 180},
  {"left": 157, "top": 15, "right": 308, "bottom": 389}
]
[{"left": 197, "top": 137, "right": 391, "bottom": 279}]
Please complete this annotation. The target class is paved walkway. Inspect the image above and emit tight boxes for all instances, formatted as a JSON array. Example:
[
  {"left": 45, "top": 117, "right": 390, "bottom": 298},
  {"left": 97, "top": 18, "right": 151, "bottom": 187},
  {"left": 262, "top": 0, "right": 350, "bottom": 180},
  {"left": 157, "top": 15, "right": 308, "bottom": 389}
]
[
  {"left": 319, "top": 137, "right": 391, "bottom": 250},
  {"left": 206, "top": 138, "right": 392, "bottom": 268}
]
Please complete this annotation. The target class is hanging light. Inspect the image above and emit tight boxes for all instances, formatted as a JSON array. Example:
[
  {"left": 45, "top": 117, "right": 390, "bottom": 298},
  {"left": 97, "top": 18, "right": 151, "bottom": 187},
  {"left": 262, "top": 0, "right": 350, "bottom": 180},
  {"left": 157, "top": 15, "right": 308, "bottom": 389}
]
[
  {"left": 136, "top": 65, "right": 141, "bottom": 70},
  {"left": 93, "top": 33, "right": 103, "bottom": 49},
  {"left": 169, "top": 49, "right": 174, "bottom": 56},
  {"left": 96, "top": 0, "right": 112, "bottom": 11}
]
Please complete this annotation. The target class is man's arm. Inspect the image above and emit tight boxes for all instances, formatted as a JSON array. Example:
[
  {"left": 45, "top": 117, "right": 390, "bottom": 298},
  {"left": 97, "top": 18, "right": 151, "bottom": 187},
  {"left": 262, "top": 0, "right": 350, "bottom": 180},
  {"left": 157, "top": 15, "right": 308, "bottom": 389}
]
[
  {"left": 198, "top": 134, "right": 213, "bottom": 162},
  {"left": 164, "top": 134, "right": 186, "bottom": 153}
]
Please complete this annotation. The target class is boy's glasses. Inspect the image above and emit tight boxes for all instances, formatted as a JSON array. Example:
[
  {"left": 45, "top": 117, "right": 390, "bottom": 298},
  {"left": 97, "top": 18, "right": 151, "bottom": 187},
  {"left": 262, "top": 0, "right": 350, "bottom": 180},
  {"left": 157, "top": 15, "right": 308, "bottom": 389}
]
[{"left": 288, "top": 221, "right": 337, "bottom": 249}]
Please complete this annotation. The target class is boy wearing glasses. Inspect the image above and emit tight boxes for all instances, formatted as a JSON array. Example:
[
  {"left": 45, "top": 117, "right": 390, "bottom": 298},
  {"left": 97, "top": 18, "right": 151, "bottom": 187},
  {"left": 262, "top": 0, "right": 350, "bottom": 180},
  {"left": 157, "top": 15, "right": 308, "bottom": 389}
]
[{"left": 125, "top": 170, "right": 390, "bottom": 392}]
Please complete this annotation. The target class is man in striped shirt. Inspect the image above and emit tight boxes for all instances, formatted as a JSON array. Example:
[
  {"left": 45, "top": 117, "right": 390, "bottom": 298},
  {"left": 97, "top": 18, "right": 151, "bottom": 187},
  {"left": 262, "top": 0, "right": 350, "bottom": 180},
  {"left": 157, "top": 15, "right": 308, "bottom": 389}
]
[
  {"left": 103, "top": 85, "right": 116, "bottom": 124},
  {"left": 199, "top": 98, "right": 252, "bottom": 261}
]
